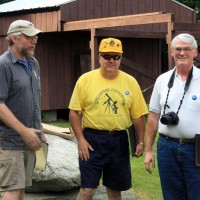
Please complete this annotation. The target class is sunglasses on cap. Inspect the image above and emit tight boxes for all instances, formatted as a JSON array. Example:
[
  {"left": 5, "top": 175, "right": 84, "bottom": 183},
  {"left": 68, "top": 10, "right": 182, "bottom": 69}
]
[{"left": 101, "top": 54, "right": 121, "bottom": 61}]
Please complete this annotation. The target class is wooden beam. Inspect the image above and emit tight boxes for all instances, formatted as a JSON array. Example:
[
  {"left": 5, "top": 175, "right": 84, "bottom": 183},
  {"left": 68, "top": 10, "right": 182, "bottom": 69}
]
[
  {"left": 95, "top": 29, "right": 167, "bottom": 39},
  {"left": 63, "top": 12, "right": 172, "bottom": 31},
  {"left": 172, "top": 23, "right": 200, "bottom": 32}
]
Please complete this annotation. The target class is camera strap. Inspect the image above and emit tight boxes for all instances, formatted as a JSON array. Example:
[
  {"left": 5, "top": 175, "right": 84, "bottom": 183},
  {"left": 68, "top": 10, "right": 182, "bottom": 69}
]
[{"left": 163, "top": 67, "right": 193, "bottom": 115}]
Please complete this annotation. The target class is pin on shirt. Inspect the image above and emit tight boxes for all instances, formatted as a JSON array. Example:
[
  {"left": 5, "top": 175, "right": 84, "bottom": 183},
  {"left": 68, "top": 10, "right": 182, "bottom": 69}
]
[
  {"left": 34, "top": 70, "right": 37, "bottom": 78},
  {"left": 125, "top": 90, "right": 129, "bottom": 95},
  {"left": 34, "top": 70, "right": 40, "bottom": 80},
  {"left": 192, "top": 95, "right": 197, "bottom": 100}
]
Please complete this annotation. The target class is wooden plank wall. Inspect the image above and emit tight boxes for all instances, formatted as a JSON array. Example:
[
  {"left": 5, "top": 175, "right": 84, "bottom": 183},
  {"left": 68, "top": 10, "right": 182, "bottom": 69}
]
[
  {"left": 0, "top": 10, "right": 63, "bottom": 110},
  {"left": 120, "top": 38, "right": 160, "bottom": 102},
  {"left": 60, "top": 0, "right": 196, "bottom": 32},
  {"left": 36, "top": 32, "right": 91, "bottom": 110},
  {"left": 0, "top": 10, "right": 61, "bottom": 36},
  {"left": 120, "top": 37, "right": 160, "bottom": 75}
]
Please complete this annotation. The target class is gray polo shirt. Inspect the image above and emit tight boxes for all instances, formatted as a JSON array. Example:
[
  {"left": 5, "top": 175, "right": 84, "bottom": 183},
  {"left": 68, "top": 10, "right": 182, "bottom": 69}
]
[{"left": 0, "top": 47, "right": 42, "bottom": 150}]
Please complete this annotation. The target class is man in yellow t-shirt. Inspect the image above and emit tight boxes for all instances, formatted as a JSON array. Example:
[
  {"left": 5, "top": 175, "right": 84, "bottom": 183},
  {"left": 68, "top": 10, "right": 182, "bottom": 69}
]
[{"left": 69, "top": 37, "right": 148, "bottom": 200}]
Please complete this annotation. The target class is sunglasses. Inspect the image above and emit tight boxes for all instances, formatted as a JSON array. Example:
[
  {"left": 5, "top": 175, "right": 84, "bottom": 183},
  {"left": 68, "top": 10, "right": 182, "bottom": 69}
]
[{"left": 101, "top": 54, "right": 121, "bottom": 61}]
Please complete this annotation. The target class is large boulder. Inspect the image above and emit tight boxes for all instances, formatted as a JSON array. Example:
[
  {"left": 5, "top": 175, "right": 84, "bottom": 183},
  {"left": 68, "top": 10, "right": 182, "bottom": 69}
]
[{"left": 26, "top": 134, "right": 80, "bottom": 192}]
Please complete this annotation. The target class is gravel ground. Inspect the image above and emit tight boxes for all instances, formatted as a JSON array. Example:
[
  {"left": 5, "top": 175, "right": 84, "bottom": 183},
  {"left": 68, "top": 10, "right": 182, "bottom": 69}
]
[
  {"left": 24, "top": 186, "right": 136, "bottom": 200},
  {"left": 0, "top": 186, "right": 136, "bottom": 200}
]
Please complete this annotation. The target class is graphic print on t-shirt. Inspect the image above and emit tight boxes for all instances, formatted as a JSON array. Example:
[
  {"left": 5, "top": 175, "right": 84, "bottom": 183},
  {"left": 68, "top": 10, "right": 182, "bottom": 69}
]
[
  {"left": 103, "top": 93, "right": 118, "bottom": 114},
  {"left": 95, "top": 88, "right": 126, "bottom": 115}
]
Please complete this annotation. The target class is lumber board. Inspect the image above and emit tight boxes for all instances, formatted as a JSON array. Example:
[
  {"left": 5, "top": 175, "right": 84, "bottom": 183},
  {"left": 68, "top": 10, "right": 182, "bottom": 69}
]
[{"left": 42, "top": 123, "right": 74, "bottom": 140}]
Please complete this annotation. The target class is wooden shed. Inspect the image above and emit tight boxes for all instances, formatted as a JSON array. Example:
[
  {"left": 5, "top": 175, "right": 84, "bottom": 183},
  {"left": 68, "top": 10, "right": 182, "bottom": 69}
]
[{"left": 0, "top": 0, "right": 200, "bottom": 115}]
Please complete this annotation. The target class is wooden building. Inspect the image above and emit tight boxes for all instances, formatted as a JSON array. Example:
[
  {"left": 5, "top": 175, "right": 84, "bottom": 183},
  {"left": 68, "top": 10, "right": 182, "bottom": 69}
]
[{"left": 0, "top": 0, "right": 200, "bottom": 115}]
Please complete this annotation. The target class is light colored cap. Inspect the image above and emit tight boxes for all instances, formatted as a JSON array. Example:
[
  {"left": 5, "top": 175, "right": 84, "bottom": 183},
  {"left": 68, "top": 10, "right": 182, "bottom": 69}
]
[{"left": 7, "top": 19, "right": 42, "bottom": 36}]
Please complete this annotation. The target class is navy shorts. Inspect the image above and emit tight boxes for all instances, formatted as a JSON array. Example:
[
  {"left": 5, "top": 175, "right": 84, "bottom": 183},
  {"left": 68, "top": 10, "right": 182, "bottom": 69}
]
[{"left": 79, "top": 130, "right": 132, "bottom": 191}]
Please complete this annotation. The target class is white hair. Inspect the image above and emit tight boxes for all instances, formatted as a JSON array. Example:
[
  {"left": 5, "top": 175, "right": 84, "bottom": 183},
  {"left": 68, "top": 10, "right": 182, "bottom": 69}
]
[{"left": 171, "top": 33, "right": 197, "bottom": 49}]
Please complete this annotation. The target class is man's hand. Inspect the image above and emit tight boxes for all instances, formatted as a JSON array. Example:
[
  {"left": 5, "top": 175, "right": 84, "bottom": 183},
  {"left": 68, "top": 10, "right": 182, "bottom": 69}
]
[
  {"left": 134, "top": 143, "right": 144, "bottom": 157},
  {"left": 78, "top": 137, "right": 94, "bottom": 161},
  {"left": 144, "top": 151, "right": 155, "bottom": 174},
  {"left": 21, "top": 128, "right": 42, "bottom": 150}
]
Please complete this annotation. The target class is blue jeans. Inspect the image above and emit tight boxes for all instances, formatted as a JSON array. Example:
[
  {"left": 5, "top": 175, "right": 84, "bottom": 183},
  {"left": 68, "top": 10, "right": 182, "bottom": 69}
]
[{"left": 157, "top": 135, "right": 200, "bottom": 200}]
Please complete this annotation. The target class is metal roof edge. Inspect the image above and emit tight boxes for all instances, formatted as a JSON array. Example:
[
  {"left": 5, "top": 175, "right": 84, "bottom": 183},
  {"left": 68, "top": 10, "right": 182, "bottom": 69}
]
[{"left": 0, "top": 0, "right": 76, "bottom": 14}]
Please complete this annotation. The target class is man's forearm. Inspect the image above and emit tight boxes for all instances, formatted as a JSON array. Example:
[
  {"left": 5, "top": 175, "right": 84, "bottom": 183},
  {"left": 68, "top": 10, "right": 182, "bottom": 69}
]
[
  {"left": 69, "top": 110, "right": 84, "bottom": 141},
  {"left": 133, "top": 116, "right": 146, "bottom": 144},
  {"left": 0, "top": 103, "right": 27, "bottom": 136},
  {"left": 145, "top": 112, "right": 160, "bottom": 152}
]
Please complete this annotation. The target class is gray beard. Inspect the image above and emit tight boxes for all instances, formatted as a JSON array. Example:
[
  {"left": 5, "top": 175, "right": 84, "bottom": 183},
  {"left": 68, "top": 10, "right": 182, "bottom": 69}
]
[{"left": 18, "top": 45, "right": 34, "bottom": 58}]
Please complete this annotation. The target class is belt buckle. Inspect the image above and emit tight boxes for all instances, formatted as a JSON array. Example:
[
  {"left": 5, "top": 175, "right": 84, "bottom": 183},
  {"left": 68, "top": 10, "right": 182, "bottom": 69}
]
[
  {"left": 108, "top": 131, "right": 113, "bottom": 135},
  {"left": 179, "top": 138, "right": 185, "bottom": 144}
]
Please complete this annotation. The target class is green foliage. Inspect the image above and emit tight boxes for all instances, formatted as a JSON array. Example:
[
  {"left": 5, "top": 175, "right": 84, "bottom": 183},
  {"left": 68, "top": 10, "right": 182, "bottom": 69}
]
[
  {"left": 0, "top": 0, "right": 13, "bottom": 4},
  {"left": 48, "top": 120, "right": 70, "bottom": 128}
]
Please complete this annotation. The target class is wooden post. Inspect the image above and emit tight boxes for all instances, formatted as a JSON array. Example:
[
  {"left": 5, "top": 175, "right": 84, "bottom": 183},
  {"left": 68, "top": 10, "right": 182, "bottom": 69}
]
[
  {"left": 167, "top": 22, "right": 173, "bottom": 70},
  {"left": 90, "top": 28, "right": 98, "bottom": 70},
  {"left": 167, "top": 13, "right": 175, "bottom": 70}
]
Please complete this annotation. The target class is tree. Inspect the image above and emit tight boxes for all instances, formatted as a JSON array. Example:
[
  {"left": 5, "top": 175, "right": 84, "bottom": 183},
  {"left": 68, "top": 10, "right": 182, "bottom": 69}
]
[{"left": 0, "top": 0, "right": 13, "bottom": 5}]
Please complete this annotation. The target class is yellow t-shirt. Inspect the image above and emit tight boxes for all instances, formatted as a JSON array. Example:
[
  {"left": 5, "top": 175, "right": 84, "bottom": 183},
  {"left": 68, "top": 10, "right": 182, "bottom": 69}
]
[{"left": 69, "top": 69, "right": 148, "bottom": 130}]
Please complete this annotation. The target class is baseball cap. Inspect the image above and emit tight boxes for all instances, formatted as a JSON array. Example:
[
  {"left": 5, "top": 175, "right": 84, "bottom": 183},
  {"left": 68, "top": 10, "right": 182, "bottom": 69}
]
[
  {"left": 99, "top": 38, "right": 123, "bottom": 53},
  {"left": 7, "top": 20, "right": 42, "bottom": 36}
]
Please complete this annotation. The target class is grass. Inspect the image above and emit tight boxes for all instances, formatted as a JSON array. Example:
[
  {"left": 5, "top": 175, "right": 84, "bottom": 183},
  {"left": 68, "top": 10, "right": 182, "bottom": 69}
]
[
  {"left": 130, "top": 134, "right": 163, "bottom": 200},
  {"left": 130, "top": 153, "right": 163, "bottom": 200},
  {"left": 46, "top": 120, "right": 163, "bottom": 200},
  {"left": 47, "top": 119, "right": 70, "bottom": 128}
]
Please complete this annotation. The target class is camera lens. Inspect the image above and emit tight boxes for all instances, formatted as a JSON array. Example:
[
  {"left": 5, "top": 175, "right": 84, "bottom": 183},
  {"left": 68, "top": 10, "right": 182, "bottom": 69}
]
[
  {"left": 160, "top": 115, "right": 172, "bottom": 125},
  {"left": 160, "top": 112, "right": 179, "bottom": 125}
]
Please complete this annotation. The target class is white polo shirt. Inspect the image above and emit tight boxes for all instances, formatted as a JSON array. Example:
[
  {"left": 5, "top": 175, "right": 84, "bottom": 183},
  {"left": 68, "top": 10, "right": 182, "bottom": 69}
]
[{"left": 149, "top": 66, "right": 200, "bottom": 138}]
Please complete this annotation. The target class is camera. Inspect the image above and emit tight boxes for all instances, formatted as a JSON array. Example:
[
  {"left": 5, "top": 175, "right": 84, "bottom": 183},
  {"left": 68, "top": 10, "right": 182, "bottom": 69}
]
[{"left": 160, "top": 111, "right": 179, "bottom": 125}]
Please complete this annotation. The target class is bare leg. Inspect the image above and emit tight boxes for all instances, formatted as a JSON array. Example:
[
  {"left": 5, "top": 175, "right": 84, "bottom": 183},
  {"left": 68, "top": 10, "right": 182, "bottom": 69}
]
[
  {"left": 76, "top": 188, "right": 96, "bottom": 200},
  {"left": 106, "top": 187, "right": 122, "bottom": 200},
  {"left": 19, "top": 189, "right": 25, "bottom": 200},
  {"left": 1, "top": 189, "right": 24, "bottom": 200}
]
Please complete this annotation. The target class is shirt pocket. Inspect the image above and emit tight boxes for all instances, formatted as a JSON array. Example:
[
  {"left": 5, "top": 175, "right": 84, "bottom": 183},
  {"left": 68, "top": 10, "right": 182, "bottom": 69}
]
[
  {"left": 0, "top": 158, "right": 17, "bottom": 187},
  {"left": 187, "top": 95, "right": 200, "bottom": 112}
]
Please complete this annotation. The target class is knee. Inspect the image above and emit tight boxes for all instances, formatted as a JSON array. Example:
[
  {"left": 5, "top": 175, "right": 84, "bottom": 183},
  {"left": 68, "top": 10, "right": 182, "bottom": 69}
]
[
  {"left": 106, "top": 187, "right": 121, "bottom": 200},
  {"left": 78, "top": 188, "right": 96, "bottom": 199},
  {"left": 1, "top": 189, "right": 24, "bottom": 200}
]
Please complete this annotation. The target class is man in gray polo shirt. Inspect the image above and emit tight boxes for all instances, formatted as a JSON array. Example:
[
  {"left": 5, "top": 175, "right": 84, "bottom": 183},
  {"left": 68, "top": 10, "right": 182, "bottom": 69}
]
[{"left": 0, "top": 20, "right": 46, "bottom": 200}]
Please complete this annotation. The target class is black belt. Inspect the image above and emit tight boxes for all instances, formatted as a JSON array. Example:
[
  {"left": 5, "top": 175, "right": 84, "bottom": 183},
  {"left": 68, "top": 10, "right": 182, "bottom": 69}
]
[
  {"left": 84, "top": 128, "right": 126, "bottom": 135},
  {"left": 160, "top": 133, "right": 195, "bottom": 144}
]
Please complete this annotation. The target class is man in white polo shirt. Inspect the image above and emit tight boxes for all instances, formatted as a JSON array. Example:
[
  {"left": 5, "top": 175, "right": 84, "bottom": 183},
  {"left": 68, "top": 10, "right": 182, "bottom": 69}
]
[{"left": 144, "top": 33, "right": 200, "bottom": 200}]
